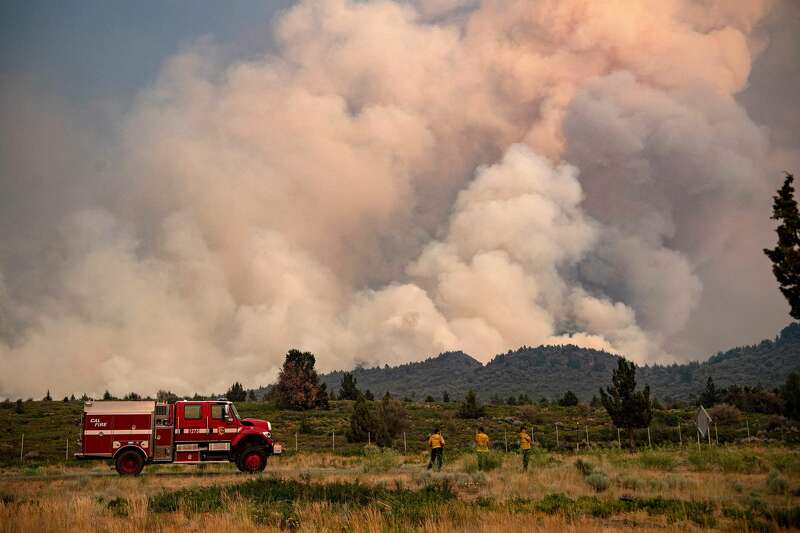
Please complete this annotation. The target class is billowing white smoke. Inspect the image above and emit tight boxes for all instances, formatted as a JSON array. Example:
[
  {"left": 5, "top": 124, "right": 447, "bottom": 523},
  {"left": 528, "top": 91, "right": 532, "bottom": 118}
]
[{"left": 0, "top": 0, "right": 794, "bottom": 397}]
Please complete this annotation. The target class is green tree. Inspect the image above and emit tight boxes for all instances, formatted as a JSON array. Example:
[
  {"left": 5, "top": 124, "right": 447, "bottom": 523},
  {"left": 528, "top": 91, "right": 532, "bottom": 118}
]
[
  {"left": 102, "top": 390, "right": 113, "bottom": 400},
  {"left": 14, "top": 399, "right": 24, "bottom": 414},
  {"left": 123, "top": 392, "right": 142, "bottom": 401},
  {"left": 43, "top": 390, "right": 52, "bottom": 401},
  {"left": 338, "top": 372, "right": 360, "bottom": 400},
  {"left": 347, "top": 395, "right": 377, "bottom": 443},
  {"left": 600, "top": 358, "right": 653, "bottom": 449},
  {"left": 156, "top": 390, "right": 179, "bottom": 402},
  {"left": 764, "top": 173, "right": 800, "bottom": 319},
  {"left": 225, "top": 382, "right": 247, "bottom": 402},
  {"left": 442, "top": 391, "right": 450, "bottom": 403},
  {"left": 699, "top": 376, "right": 720, "bottom": 407},
  {"left": 558, "top": 390, "right": 579, "bottom": 407},
  {"left": 274, "top": 349, "right": 326, "bottom": 410},
  {"left": 782, "top": 372, "right": 800, "bottom": 420},
  {"left": 425, "top": 395, "right": 435, "bottom": 403},
  {"left": 375, "top": 394, "right": 409, "bottom": 447},
  {"left": 364, "top": 389, "right": 374, "bottom": 401},
  {"left": 457, "top": 389, "right": 485, "bottom": 419}
]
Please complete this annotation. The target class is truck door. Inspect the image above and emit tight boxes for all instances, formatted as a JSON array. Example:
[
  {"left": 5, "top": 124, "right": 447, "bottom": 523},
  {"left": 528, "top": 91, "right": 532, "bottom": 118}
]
[
  {"left": 207, "top": 402, "right": 238, "bottom": 451},
  {"left": 175, "top": 402, "right": 207, "bottom": 441}
]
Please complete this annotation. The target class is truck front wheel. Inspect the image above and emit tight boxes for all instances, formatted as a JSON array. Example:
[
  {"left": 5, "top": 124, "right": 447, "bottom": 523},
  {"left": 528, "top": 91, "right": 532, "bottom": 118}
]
[
  {"left": 236, "top": 446, "right": 267, "bottom": 473},
  {"left": 115, "top": 450, "right": 145, "bottom": 476}
]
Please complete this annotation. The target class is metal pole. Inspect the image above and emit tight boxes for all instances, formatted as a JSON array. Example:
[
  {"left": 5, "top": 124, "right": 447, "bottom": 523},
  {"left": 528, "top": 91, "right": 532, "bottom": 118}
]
[
  {"left": 332, "top": 431, "right": 335, "bottom": 452},
  {"left": 368, "top": 431, "right": 371, "bottom": 446},
  {"left": 295, "top": 432, "right": 298, "bottom": 452},
  {"left": 696, "top": 429, "right": 700, "bottom": 451},
  {"left": 66, "top": 437, "right": 69, "bottom": 461},
  {"left": 746, "top": 419, "right": 750, "bottom": 440},
  {"left": 403, "top": 432, "right": 407, "bottom": 453},
  {"left": 707, "top": 429, "right": 711, "bottom": 446},
  {"left": 585, "top": 425, "right": 589, "bottom": 447},
  {"left": 20, "top": 434, "right": 24, "bottom": 464},
  {"left": 647, "top": 427, "right": 652, "bottom": 448},
  {"left": 617, "top": 427, "right": 621, "bottom": 448},
  {"left": 678, "top": 423, "right": 682, "bottom": 447},
  {"left": 714, "top": 423, "right": 718, "bottom": 445},
  {"left": 555, "top": 424, "right": 559, "bottom": 448},
  {"left": 504, "top": 430, "right": 508, "bottom": 452},
  {"left": 576, "top": 424, "right": 579, "bottom": 452}
]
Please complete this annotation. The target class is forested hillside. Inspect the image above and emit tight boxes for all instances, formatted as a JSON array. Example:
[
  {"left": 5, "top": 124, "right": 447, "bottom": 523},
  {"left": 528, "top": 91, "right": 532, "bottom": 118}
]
[{"left": 318, "top": 324, "right": 800, "bottom": 402}]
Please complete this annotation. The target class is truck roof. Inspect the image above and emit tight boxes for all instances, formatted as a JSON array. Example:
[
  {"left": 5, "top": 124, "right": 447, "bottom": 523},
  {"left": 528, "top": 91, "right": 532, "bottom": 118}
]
[{"left": 83, "top": 400, "right": 155, "bottom": 414}]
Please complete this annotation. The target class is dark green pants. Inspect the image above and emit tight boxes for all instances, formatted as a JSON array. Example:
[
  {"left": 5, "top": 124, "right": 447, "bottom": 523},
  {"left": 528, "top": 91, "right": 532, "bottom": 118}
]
[
  {"left": 477, "top": 452, "right": 488, "bottom": 470},
  {"left": 428, "top": 447, "right": 443, "bottom": 470},
  {"left": 521, "top": 448, "right": 531, "bottom": 470}
]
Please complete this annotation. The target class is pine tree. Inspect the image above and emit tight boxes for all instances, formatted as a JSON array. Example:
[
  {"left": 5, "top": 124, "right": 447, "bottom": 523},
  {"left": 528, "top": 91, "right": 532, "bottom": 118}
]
[
  {"left": 247, "top": 389, "right": 257, "bottom": 401},
  {"left": 103, "top": 390, "right": 113, "bottom": 400},
  {"left": 442, "top": 391, "right": 450, "bottom": 403},
  {"left": 338, "top": 372, "right": 360, "bottom": 400},
  {"left": 364, "top": 390, "right": 374, "bottom": 401},
  {"left": 274, "top": 349, "right": 326, "bottom": 410},
  {"left": 43, "top": 390, "right": 52, "bottom": 401},
  {"left": 782, "top": 372, "right": 800, "bottom": 420},
  {"left": 600, "top": 358, "right": 653, "bottom": 449},
  {"left": 375, "top": 393, "right": 409, "bottom": 447},
  {"left": 764, "top": 173, "right": 800, "bottom": 319},
  {"left": 699, "top": 377, "right": 720, "bottom": 407},
  {"left": 558, "top": 390, "right": 579, "bottom": 407},
  {"left": 14, "top": 399, "right": 24, "bottom": 414},
  {"left": 347, "top": 395, "right": 377, "bottom": 443},
  {"left": 457, "top": 389, "right": 485, "bottom": 419}
]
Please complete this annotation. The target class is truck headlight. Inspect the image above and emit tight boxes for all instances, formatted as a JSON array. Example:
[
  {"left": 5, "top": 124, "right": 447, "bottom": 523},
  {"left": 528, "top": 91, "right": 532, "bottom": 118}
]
[{"left": 262, "top": 431, "right": 272, "bottom": 439}]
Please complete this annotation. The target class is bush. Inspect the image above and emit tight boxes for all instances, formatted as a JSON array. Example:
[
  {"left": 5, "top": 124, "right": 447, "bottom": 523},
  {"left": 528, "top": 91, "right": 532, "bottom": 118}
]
[
  {"left": 767, "top": 470, "right": 789, "bottom": 495},
  {"left": 708, "top": 403, "right": 742, "bottom": 424},
  {"left": 362, "top": 445, "right": 401, "bottom": 472},
  {"left": 586, "top": 472, "right": 610, "bottom": 493},
  {"left": 457, "top": 390, "right": 485, "bottom": 419},
  {"left": 639, "top": 451, "right": 676, "bottom": 471},
  {"left": 575, "top": 458, "right": 594, "bottom": 477}
]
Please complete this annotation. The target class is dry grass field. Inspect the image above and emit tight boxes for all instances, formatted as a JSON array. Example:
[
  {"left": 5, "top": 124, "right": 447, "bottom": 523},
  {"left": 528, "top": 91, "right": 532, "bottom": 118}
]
[{"left": 2, "top": 445, "right": 799, "bottom": 532}]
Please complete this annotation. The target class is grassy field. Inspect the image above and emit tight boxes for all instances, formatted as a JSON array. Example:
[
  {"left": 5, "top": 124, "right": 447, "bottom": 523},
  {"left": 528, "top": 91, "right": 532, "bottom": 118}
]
[
  {"left": 1, "top": 400, "right": 800, "bottom": 531},
  {"left": 1, "top": 445, "right": 800, "bottom": 532},
  {"left": 1, "top": 399, "right": 798, "bottom": 466}
]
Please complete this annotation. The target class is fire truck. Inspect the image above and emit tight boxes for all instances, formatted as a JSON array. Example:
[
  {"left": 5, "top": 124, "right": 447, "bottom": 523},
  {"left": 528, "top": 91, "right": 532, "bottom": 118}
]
[{"left": 76, "top": 400, "right": 281, "bottom": 475}]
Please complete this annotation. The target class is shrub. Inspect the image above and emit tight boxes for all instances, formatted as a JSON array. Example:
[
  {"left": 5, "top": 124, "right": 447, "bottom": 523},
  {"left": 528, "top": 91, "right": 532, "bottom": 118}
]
[
  {"left": 767, "top": 470, "right": 789, "bottom": 495},
  {"left": 586, "top": 472, "right": 610, "bottom": 493},
  {"left": 639, "top": 451, "right": 676, "bottom": 471},
  {"left": 362, "top": 445, "right": 401, "bottom": 472},
  {"left": 575, "top": 458, "right": 594, "bottom": 477},
  {"left": 708, "top": 403, "right": 742, "bottom": 424},
  {"left": 457, "top": 390, "right": 485, "bottom": 419}
]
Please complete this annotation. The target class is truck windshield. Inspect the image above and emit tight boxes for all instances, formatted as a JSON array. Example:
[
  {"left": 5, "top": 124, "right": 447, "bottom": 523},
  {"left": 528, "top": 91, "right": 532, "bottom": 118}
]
[{"left": 229, "top": 403, "right": 241, "bottom": 420}]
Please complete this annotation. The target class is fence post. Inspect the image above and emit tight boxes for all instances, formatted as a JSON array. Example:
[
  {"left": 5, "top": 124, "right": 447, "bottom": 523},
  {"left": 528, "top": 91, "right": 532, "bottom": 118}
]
[
  {"left": 504, "top": 430, "right": 508, "bottom": 452},
  {"left": 66, "top": 437, "right": 69, "bottom": 461},
  {"left": 332, "top": 431, "right": 335, "bottom": 452},
  {"left": 714, "top": 423, "right": 718, "bottom": 445},
  {"left": 575, "top": 424, "right": 580, "bottom": 452},
  {"left": 746, "top": 419, "right": 750, "bottom": 440},
  {"left": 295, "top": 432, "right": 298, "bottom": 452},
  {"left": 647, "top": 427, "right": 652, "bottom": 448},
  {"left": 696, "top": 429, "right": 700, "bottom": 451},
  {"left": 678, "top": 423, "right": 682, "bottom": 447},
  {"left": 585, "top": 425, "right": 589, "bottom": 448},
  {"left": 403, "top": 432, "right": 407, "bottom": 454},
  {"left": 617, "top": 427, "right": 621, "bottom": 448},
  {"left": 20, "top": 434, "right": 24, "bottom": 464},
  {"left": 368, "top": 432, "right": 371, "bottom": 446},
  {"left": 555, "top": 424, "right": 559, "bottom": 448}
]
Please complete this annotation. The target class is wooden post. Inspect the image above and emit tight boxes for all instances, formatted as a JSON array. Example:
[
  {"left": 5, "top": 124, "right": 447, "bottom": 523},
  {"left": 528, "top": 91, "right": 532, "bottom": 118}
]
[
  {"left": 707, "top": 428, "right": 711, "bottom": 446},
  {"left": 575, "top": 425, "right": 580, "bottom": 452},
  {"left": 66, "top": 437, "right": 69, "bottom": 461},
  {"left": 555, "top": 424, "right": 559, "bottom": 448},
  {"left": 678, "top": 423, "right": 682, "bottom": 447},
  {"left": 332, "top": 431, "right": 335, "bottom": 452},
  {"left": 504, "top": 430, "right": 508, "bottom": 452},
  {"left": 585, "top": 425, "right": 589, "bottom": 448},
  {"left": 368, "top": 431, "right": 371, "bottom": 446},
  {"left": 403, "top": 432, "right": 407, "bottom": 453},
  {"left": 295, "top": 432, "right": 298, "bottom": 452},
  {"left": 714, "top": 423, "right": 718, "bottom": 445},
  {"left": 746, "top": 419, "right": 750, "bottom": 440},
  {"left": 696, "top": 429, "right": 700, "bottom": 451},
  {"left": 20, "top": 434, "right": 24, "bottom": 464},
  {"left": 647, "top": 427, "right": 652, "bottom": 448}
]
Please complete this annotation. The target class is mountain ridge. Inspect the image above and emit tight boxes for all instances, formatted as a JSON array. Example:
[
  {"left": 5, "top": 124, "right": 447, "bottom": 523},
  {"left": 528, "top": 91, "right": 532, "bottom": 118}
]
[{"left": 317, "top": 324, "right": 800, "bottom": 401}]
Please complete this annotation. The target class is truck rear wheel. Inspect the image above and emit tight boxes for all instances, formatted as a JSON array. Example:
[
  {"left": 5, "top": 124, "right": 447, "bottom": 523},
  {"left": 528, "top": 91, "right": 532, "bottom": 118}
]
[
  {"left": 236, "top": 446, "right": 267, "bottom": 473},
  {"left": 115, "top": 449, "right": 145, "bottom": 476}
]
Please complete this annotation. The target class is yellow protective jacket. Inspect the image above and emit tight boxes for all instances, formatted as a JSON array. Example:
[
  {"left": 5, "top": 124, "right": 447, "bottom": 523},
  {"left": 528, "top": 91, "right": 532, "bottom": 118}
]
[
  {"left": 519, "top": 431, "right": 532, "bottom": 450},
  {"left": 428, "top": 433, "right": 445, "bottom": 449},
  {"left": 475, "top": 432, "right": 490, "bottom": 452}
]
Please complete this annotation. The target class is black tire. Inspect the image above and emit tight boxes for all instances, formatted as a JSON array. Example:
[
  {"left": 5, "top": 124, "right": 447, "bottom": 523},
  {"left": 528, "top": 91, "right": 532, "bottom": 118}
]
[
  {"left": 236, "top": 445, "right": 267, "bottom": 473},
  {"left": 115, "top": 449, "right": 145, "bottom": 476}
]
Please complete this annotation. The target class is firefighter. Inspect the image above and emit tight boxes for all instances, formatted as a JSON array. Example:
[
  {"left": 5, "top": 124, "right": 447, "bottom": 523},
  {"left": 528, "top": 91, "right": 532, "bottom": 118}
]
[
  {"left": 518, "top": 425, "right": 532, "bottom": 471},
  {"left": 427, "top": 428, "right": 445, "bottom": 470},
  {"left": 475, "top": 426, "right": 490, "bottom": 470}
]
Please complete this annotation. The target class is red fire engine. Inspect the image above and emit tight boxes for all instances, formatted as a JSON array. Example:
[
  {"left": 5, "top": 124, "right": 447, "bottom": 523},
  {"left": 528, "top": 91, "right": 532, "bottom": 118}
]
[{"left": 76, "top": 400, "right": 281, "bottom": 475}]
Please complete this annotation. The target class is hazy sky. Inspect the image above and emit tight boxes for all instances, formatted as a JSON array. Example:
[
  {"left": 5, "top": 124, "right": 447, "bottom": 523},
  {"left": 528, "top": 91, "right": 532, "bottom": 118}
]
[{"left": 1, "top": 0, "right": 798, "bottom": 398}]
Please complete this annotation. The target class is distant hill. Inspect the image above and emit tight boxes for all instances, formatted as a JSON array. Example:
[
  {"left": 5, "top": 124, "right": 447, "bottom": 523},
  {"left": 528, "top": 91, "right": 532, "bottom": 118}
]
[{"left": 317, "top": 324, "right": 800, "bottom": 402}]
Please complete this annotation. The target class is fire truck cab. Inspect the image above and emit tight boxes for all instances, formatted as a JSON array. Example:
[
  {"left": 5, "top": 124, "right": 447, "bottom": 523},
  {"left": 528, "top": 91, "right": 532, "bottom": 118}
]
[{"left": 76, "top": 400, "right": 280, "bottom": 475}]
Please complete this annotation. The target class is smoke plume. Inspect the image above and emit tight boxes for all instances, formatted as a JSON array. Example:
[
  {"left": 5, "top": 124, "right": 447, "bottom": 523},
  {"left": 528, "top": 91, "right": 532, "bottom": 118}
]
[{"left": 0, "top": 0, "right": 797, "bottom": 397}]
